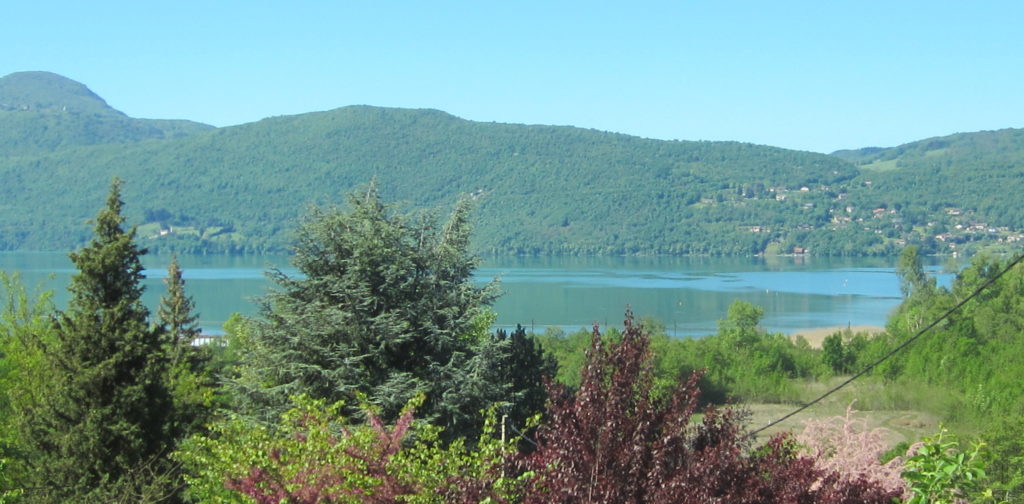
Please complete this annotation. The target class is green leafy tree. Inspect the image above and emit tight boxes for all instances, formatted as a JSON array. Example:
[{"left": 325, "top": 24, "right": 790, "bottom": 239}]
[
  {"left": 231, "top": 183, "right": 504, "bottom": 440},
  {"left": 722, "top": 299, "right": 765, "bottom": 337},
  {"left": 980, "top": 416, "right": 1024, "bottom": 501},
  {"left": 0, "top": 272, "right": 59, "bottom": 501},
  {"left": 0, "top": 456, "right": 18, "bottom": 504},
  {"left": 688, "top": 300, "right": 803, "bottom": 402},
  {"left": 821, "top": 332, "right": 854, "bottom": 374},
  {"left": 0, "top": 272, "right": 56, "bottom": 460},
  {"left": 897, "top": 245, "right": 935, "bottom": 299},
  {"left": 15, "top": 179, "right": 179, "bottom": 502}
]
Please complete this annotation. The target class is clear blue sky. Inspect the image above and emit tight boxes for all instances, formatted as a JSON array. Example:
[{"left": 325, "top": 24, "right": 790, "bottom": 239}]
[{"left": 3, "top": 1, "right": 1022, "bottom": 153}]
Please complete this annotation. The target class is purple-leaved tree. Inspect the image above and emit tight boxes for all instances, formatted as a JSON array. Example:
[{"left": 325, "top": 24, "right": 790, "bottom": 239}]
[{"left": 512, "top": 312, "right": 902, "bottom": 503}]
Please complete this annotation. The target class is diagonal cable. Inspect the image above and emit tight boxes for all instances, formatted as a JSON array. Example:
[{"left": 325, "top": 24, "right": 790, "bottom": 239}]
[{"left": 749, "top": 251, "right": 1024, "bottom": 437}]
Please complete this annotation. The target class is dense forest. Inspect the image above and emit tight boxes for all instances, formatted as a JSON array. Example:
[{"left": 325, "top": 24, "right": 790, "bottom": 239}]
[
  {"left": 2, "top": 71, "right": 1023, "bottom": 256},
  {"left": 1, "top": 183, "right": 1022, "bottom": 502}
]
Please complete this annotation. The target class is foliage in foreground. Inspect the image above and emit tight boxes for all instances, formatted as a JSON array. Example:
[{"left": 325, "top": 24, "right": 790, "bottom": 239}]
[
  {"left": 0, "top": 453, "right": 19, "bottom": 504},
  {"left": 3, "top": 179, "right": 1019, "bottom": 501},
  {"left": 857, "top": 249, "right": 1024, "bottom": 497},
  {"left": 902, "top": 428, "right": 1002, "bottom": 504},
  {"left": 176, "top": 395, "right": 517, "bottom": 504},
  {"left": 514, "top": 315, "right": 899, "bottom": 503},
  {"left": 0, "top": 181, "right": 218, "bottom": 503}
]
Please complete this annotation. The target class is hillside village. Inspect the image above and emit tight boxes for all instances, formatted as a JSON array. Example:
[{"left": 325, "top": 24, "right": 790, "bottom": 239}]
[{"left": 704, "top": 181, "right": 1024, "bottom": 256}]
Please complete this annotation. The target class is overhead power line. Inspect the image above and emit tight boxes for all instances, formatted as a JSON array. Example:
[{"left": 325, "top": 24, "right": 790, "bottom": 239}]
[{"left": 749, "top": 251, "right": 1024, "bottom": 437}]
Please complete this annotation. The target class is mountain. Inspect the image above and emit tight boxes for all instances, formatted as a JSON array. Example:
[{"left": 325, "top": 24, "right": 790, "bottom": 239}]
[
  {"left": 0, "top": 71, "right": 115, "bottom": 115},
  {"left": 0, "top": 72, "right": 1021, "bottom": 256},
  {"left": 0, "top": 71, "right": 213, "bottom": 156}
]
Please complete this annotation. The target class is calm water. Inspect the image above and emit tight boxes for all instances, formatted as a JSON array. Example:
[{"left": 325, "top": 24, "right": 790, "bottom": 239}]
[{"left": 0, "top": 252, "right": 952, "bottom": 337}]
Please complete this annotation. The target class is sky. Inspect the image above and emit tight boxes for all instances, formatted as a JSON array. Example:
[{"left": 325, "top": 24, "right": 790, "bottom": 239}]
[{"left": 3, "top": 1, "right": 1022, "bottom": 153}]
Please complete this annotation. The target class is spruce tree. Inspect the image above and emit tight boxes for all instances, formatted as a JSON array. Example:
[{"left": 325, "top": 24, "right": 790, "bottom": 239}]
[
  {"left": 19, "top": 179, "right": 176, "bottom": 502},
  {"left": 158, "top": 254, "right": 199, "bottom": 348},
  {"left": 158, "top": 253, "right": 199, "bottom": 370},
  {"left": 158, "top": 253, "right": 216, "bottom": 438},
  {"left": 232, "top": 183, "right": 505, "bottom": 439}
]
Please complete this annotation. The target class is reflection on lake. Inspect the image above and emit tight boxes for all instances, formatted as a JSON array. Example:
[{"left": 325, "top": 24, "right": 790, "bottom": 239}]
[{"left": 0, "top": 252, "right": 952, "bottom": 337}]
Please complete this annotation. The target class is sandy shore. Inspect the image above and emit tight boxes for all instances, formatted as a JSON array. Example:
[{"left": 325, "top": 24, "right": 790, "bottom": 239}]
[{"left": 788, "top": 325, "right": 886, "bottom": 349}]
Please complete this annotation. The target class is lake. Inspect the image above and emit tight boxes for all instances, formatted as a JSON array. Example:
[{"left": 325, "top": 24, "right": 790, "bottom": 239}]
[{"left": 0, "top": 252, "right": 952, "bottom": 337}]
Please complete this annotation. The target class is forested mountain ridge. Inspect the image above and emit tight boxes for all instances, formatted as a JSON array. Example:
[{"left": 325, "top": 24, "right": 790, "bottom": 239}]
[
  {"left": 0, "top": 72, "right": 1020, "bottom": 256},
  {"left": 0, "top": 71, "right": 213, "bottom": 156},
  {"left": 831, "top": 128, "right": 1024, "bottom": 166}
]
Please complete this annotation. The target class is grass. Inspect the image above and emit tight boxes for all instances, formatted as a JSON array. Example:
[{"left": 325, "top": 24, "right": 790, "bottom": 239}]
[
  {"left": 741, "top": 401, "right": 938, "bottom": 448},
  {"left": 860, "top": 159, "right": 900, "bottom": 171},
  {"left": 738, "top": 376, "right": 944, "bottom": 448}
]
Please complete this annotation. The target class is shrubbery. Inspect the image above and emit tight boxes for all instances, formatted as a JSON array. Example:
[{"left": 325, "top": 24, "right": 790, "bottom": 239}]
[
  {"left": 176, "top": 314, "right": 904, "bottom": 503},
  {"left": 176, "top": 396, "right": 518, "bottom": 503}
]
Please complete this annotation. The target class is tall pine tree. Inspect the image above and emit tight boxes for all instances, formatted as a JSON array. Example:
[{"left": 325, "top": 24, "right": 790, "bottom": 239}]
[{"left": 19, "top": 179, "right": 177, "bottom": 502}]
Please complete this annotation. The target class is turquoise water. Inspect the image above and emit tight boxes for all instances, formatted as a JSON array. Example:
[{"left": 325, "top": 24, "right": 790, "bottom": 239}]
[{"left": 0, "top": 252, "right": 952, "bottom": 337}]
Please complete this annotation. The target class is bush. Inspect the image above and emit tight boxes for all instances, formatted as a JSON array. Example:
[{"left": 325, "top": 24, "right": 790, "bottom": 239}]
[
  {"left": 902, "top": 428, "right": 1000, "bottom": 504},
  {"left": 797, "top": 403, "right": 906, "bottom": 495}
]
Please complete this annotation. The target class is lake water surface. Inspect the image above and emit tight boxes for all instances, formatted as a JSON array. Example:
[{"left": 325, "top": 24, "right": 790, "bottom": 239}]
[{"left": 0, "top": 252, "right": 951, "bottom": 337}]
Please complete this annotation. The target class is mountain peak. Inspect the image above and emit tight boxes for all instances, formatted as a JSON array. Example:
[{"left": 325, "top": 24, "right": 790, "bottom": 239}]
[
  {"left": 0, "top": 71, "right": 214, "bottom": 155},
  {"left": 0, "top": 71, "right": 118, "bottom": 115}
]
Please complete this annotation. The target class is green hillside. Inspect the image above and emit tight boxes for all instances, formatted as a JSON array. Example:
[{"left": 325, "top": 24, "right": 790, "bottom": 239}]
[
  {"left": 0, "top": 71, "right": 212, "bottom": 156},
  {"left": 0, "top": 104, "right": 869, "bottom": 255},
  {"left": 831, "top": 129, "right": 1024, "bottom": 248},
  {"left": 0, "top": 72, "right": 1021, "bottom": 256}
]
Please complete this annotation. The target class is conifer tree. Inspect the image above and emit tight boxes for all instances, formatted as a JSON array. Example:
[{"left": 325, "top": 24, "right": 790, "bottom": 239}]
[
  {"left": 18, "top": 179, "right": 177, "bottom": 502},
  {"left": 232, "top": 183, "right": 506, "bottom": 439},
  {"left": 158, "top": 253, "right": 217, "bottom": 438},
  {"left": 158, "top": 254, "right": 199, "bottom": 350},
  {"left": 488, "top": 325, "right": 557, "bottom": 435},
  {"left": 158, "top": 253, "right": 200, "bottom": 375}
]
